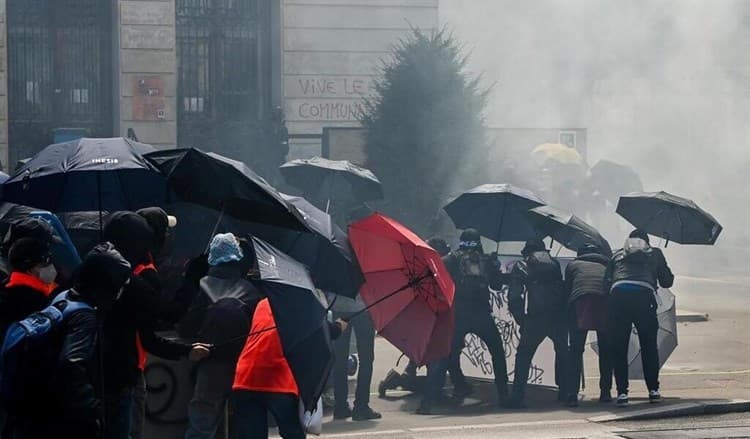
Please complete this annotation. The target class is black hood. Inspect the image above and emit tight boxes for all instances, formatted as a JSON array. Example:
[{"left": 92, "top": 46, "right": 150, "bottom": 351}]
[
  {"left": 76, "top": 242, "right": 132, "bottom": 298},
  {"left": 576, "top": 252, "right": 609, "bottom": 265},
  {"left": 102, "top": 211, "right": 155, "bottom": 266}
]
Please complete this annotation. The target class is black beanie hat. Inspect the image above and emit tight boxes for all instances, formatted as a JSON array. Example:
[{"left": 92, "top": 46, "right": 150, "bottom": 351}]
[{"left": 8, "top": 237, "right": 51, "bottom": 271}]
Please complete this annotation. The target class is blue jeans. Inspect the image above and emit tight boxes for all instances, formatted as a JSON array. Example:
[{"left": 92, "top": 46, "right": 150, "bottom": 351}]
[
  {"left": 104, "top": 387, "right": 134, "bottom": 439},
  {"left": 232, "top": 391, "right": 305, "bottom": 439}
]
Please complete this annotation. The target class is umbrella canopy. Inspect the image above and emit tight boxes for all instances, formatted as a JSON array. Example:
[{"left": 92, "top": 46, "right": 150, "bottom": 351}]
[
  {"left": 616, "top": 191, "right": 722, "bottom": 245},
  {"left": 589, "top": 160, "right": 643, "bottom": 199},
  {"left": 246, "top": 194, "right": 363, "bottom": 297},
  {"left": 443, "top": 184, "right": 545, "bottom": 242},
  {"left": 531, "top": 143, "right": 586, "bottom": 167},
  {"left": 2, "top": 137, "right": 166, "bottom": 213},
  {"left": 280, "top": 156, "right": 383, "bottom": 202},
  {"left": 348, "top": 213, "right": 455, "bottom": 366},
  {"left": 526, "top": 205, "right": 612, "bottom": 257},
  {"left": 145, "top": 148, "right": 307, "bottom": 231},
  {"left": 593, "top": 288, "right": 677, "bottom": 379},
  {"left": 248, "top": 237, "right": 334, "bottom": 411}
]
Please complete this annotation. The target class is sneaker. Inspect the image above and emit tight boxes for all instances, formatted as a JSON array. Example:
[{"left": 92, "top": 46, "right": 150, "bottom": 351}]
[
  {"left": 452, "top": 383, "right": 474, "bottom": 399},
  {"left": 616, "top": 393, "right": 629, "bottom": 406},
  {"left": 378, "top": 369, "right": 402, "bottom": 398},
  {"left": 333, "top": 405, "right": 352, "bottom": 420},
  {"left": 649, "top": 390, "right": 662, "bottom": 403},
  {"left": 565, "top": 394, "right": 579, "bottom": 408},
  {"left": 599, "top": 390, "right": 613, "bottom": 403},
  {"left": 352, "top": 405, "right": 382, "bottom": 421},
  {"left": 415, "top": 403, "right": 432, "bottom": 415}
]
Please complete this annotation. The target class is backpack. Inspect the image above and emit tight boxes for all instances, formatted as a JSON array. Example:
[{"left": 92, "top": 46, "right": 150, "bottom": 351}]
[
  {"left": 524, "top": 251, "right": 565, "bottom": 314},
  {"left": 0, "top": 291, "right": 92, "bottom": 412}
]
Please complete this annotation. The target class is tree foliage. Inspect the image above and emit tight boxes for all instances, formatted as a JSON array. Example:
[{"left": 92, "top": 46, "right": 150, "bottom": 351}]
[{"left": 360, "top": 28, "right": 488, "bottom": 235}]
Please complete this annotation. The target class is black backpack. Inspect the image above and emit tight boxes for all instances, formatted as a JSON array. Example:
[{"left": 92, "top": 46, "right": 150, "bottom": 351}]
[
  {"left": 0, "top": 291, "right": 92, "bottom": 413},
  {"left": 524, "top": 252, "right": 565, "bottom": 314}
]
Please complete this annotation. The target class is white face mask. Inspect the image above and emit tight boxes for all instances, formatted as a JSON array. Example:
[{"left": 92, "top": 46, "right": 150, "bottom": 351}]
[{"left": 34, "top": 264, "right": 58, "bottom": 285}]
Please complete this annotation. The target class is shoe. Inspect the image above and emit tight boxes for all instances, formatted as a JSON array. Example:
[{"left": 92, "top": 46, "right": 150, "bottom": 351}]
[
  {"left": 504, "top": 398, "right": 527, "bottom": 409},
  {"left": 599, "top": 390, "right": 613, "bottom": 403},
  {"left": 333, "top": 405, "right": 352, "bottom": 420},
  {"left": 378, "top": 369, "right": 402, "bottom": 398},
  {"left": 352, "top": 405, "right": 382, "bottom": 421},
  {"left": 616, "top": 393, "right": 629, "bottom": 406},
  {"left": 565, "top": 394, "right": 579, "bottom": 408},
  {"left": 452, "top": 383, "right": 474, "bottom": 399},
  {"left": 649, "top": 390, "right": 662, "bottom": 403},
  {"left": 415, "top": 404, "right": 432, "bottom": 415}
]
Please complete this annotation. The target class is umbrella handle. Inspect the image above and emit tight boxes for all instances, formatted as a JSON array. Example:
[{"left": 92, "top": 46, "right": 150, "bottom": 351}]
[{"left": 344, "top": 271, "right": 433, "bottom": 322}]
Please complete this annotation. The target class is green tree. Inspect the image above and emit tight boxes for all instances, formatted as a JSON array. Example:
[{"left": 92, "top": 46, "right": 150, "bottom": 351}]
[{"left": 360, "top": 28, "right": 488, "bottom": 235}]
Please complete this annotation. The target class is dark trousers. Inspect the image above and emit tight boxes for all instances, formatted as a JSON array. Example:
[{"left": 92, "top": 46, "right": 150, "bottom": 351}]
[
  {"left": 103, "top": 387, "right": 134, "bottom": 439},
  {"left": 568, "top": 325, "right": 613, "bottom": 394},
  {"left": 511, "top": 316, "right": 568, "bottom": 401},
  {"left": 449, "top": 311, "right": 508, "bottom": 399},
  {"left": 609, "top": 287, "right": 660, "bottom": 394},
  {"left": 232, "top": 391, "right": 305, "bottom": 439},
  {"left": 333, "top": 312, "right": 375, "bottom": 410}
]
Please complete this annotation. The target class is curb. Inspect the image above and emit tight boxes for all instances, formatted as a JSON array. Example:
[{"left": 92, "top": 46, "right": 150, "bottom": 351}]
[{"left": 588, "top": 399, "right": 750, "bottom": 422}]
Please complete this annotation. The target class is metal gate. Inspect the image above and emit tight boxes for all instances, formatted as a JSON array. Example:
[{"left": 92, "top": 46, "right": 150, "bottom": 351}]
[
  {"left": 176, "top": 0, "right": 272, "bottom": 153},
  {"left": 6, "top": 0, "right": 112, "bottom": 168}
]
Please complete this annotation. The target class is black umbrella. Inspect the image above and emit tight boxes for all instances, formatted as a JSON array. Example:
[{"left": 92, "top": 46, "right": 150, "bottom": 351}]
[
  {"left": 249, "top": 237, "right": 334, "bottom": 411},
  {"left": 443, "top": 184, "right": 545, "bottom": 242},
  {"left": 247, "top": 194, "right": 363, "bottom": 297},
  {"left": 145, "top": 148, "right": 307, "bottom": 231},
  {"left": 617, "top": 191, "right": 722, "bottom": 245},
  {"left": 526, "top": 205, "right": 612, "bottom": 257},
  {"left": 1, "top": 137, "right": 166, "bottom": 213},
  {"left": 589, "top": 160, "right": 643, "bottom": 202},
  {"left": 280, "top": 156, "right": 383, "bottom": 203}
]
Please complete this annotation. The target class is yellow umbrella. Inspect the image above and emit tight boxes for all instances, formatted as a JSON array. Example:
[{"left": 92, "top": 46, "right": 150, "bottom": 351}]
[{"left": 531, "top": 143, "right": 586, "bottom": 167}]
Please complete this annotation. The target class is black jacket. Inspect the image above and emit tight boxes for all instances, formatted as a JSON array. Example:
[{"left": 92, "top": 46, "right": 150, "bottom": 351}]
[
  {"left": 0, "top": 279, "right": 53, "bottom": 345},
  {"left": 179, "top": 264, "right": 264, "bottom": 360},
  {"left": 51, "top": 294, "right": 102, "bottom": 427},
  {"left": 564, "top": 253, "right": 609, "bottom": 304},
  {"left": 509, "top": 251, "right": 565, "bottom": 319},
  {"left": 604, "top": 238, "right": 674, "bottom": 292},
  {"left": 442, "top": 249, "right": 502, "bottom": 318}
]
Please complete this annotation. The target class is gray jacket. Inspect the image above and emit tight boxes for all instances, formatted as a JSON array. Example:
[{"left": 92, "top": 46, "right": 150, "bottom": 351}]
[{"left": 604, "top": 238, "right": 674, "bottom": 292}]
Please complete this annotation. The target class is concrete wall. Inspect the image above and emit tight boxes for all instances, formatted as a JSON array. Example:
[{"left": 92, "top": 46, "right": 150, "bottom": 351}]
[
  {"left": 281, "top": 0, "right": 438, "bottom": 159},
  {"left": 0, "top": 0, "right": 7, "bottom": 170},
  {"left": 117, "top": 0, "right": 177, "bottom": 149}
]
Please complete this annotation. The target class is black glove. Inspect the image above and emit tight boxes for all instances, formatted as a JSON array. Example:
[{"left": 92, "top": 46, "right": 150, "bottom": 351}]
[{"left": 184, "top": 253, "right": 209, "bottom": 282}]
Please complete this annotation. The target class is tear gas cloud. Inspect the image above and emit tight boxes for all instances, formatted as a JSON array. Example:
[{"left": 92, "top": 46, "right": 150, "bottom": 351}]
[{"left": 437, "top": 0, "right": 750, "bottom": 274}]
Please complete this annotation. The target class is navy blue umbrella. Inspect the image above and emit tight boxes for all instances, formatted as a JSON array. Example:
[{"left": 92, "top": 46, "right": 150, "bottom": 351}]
[
  {"left": 1, "top": 137, "right": 166, "bottom": 213},
  {"left": 248, "top": 237, "right": 334, "bottom": 411},
  {"left": 526, "top": 205, "right": 612, "bottom": 257}
]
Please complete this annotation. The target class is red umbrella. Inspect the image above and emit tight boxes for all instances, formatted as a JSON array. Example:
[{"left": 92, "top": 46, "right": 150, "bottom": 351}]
[{"left": 348, "top": 213, "right": 455, "bottom": 366}]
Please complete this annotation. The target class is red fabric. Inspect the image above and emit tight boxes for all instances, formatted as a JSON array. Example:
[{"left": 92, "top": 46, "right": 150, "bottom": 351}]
[
  {"left": 5, "top": 272, "right": 56, "bottom": 297},
  {"left": 233, "top": 299, "right": 298, "bottom": 395},
  {"left": 575, "top": 294, "right": 608, "bottom": 331},
  {"left": 348, "top": 213, "right": 455, "bottom": 366},
  {"left": 133, "top": 262, "right": 157, "bottom": 370}
]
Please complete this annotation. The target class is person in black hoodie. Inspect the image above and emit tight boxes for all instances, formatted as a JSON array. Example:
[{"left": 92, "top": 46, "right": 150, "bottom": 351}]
[
  {"left": 441, "top": 229, "right": 507, "bottom": 407},
  {"left": 180, "top": 233, "right": 264, "bottom": 439},
  {"left": 507, "top": 239, "right": 569, "bottom": 408},
  {"left": 564, "top": 244, "right": 613, "bottom": 407},
  {"left": 101, "top": 211, "right": 210, "bottom": 438},
  {"left": 0, "top": 237, "right": 60, "bottom": 345},
  {"left": 9, "top": 242, "right": 133, "bottom": 438},
  {"left": 605, "top": 229, "right": 674, "bottom": 406},
  {"left": 0, "top": 217, "right": 62, "bottom": 283}
]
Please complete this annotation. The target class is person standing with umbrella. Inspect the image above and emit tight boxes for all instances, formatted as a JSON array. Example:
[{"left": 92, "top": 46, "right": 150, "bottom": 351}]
[
  {"left": 605, "top": 229, "right": 674, "bottom": 406},
  {"left": 441, "top": 229, "right": 507, "bottom": 406},
  {"left": 564, "top": 244, "right": 613, "bottom": 407},
  {"left": 507, "top": 239, "right": 569, "bottom": 409},
  {"left": 181, "top": 233, "right": 264, "bottom": 439}
]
